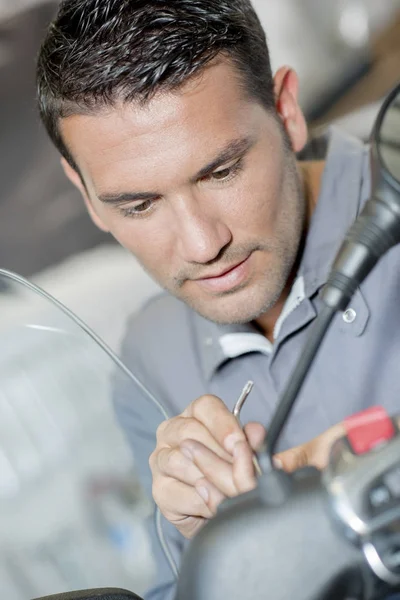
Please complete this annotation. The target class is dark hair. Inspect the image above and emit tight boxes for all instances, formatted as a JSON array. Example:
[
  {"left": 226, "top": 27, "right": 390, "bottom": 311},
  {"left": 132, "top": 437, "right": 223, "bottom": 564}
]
[{"left": 37, "top": 0, "right": 275, "bottom": 172}]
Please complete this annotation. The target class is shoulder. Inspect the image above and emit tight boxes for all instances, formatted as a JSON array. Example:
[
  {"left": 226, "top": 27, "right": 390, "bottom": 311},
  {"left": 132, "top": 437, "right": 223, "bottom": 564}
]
[
  {"left": 123, "top": 291, "right": 192, "bottom": 346},
  {"left": 120, "top": 291, "right": 196, "bottom": 374},
  {"left": 119, "top": 292, "right": 207, "bottom": 414}
]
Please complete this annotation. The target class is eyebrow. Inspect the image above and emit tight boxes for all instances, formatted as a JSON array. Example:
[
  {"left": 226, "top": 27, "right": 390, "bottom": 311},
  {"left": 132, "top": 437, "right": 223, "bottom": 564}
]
[
  {"left": 190, "top": 135, "right": 256, "bottom": 183},
  {"left": 98, "top": 190, "right": 158, "bottom": 205},
  {"left": 97, "top": 135, "right": 256, "bottom": 205}
]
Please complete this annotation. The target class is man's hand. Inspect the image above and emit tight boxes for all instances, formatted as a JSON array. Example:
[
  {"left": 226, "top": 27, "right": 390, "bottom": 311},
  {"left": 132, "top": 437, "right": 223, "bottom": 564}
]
[
  {"left": 149, "top": 395, "right": 265, "bottom": 539},
  {"left": 274, "top": 422, "right": 345, "bottom": 472},
  {"left": 149, "top": 394, "right": 345, "bottom": 539}
]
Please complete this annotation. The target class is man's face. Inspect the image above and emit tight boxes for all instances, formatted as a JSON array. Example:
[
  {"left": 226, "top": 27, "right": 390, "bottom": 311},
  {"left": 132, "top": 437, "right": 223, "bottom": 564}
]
[{"left": 61, "top": 60, "right": 307, "bottom": 324}]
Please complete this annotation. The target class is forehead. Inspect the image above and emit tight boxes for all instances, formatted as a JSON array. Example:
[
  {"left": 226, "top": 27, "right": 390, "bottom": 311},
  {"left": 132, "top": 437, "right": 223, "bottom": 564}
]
[{"left": 60, "top": 60, "right": 268, "bottom": 191}]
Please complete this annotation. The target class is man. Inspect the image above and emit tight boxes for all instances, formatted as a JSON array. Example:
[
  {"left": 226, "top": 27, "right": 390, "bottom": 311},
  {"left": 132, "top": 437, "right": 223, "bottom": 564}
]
[{"left": 36, "top": 1, "right": 400, "bottom": 599}]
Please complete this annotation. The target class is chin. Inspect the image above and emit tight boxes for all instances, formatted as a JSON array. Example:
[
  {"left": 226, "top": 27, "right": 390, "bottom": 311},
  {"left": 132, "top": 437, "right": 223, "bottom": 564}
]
[
  {"left": 190, "top": 291, "right": 275, "bottom": 325},
  {"left": 175, "top": 272, "right": 287, "bottom": 325}
]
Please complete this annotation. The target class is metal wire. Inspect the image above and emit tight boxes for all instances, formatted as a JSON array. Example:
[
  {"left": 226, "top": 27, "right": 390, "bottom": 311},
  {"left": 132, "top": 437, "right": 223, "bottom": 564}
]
[{"left": 233, "top": 381, "right": 263, "bottom": 476}]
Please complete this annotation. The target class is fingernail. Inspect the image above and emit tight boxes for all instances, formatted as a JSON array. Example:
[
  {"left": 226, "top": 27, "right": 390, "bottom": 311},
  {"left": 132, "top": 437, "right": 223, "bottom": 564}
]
[
  {"left": 273, "top": 457, "right": 283, "bottom": 469},
  {"left": 224, "top": 432, "right": 243, "bottom": 453},
  {"left": 196, "top": 486, "right": 209, "bottom": 503},
  {"left": 181, "top": 445, "right": 194, "bottom": 460}
]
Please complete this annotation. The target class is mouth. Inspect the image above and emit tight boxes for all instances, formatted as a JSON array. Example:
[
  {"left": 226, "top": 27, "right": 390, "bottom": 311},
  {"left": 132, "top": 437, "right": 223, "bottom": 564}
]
[{"left": 195, "top": 254, "right": 252, "bottom": 294}]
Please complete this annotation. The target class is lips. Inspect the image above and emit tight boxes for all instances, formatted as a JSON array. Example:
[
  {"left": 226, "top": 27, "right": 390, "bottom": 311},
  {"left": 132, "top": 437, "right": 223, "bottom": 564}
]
[
  {"left": 198, "top": 257, "right": 249, "bottom": 281},
  {"left": 194, "top": 255, "right": 252, "bottom": 293}
]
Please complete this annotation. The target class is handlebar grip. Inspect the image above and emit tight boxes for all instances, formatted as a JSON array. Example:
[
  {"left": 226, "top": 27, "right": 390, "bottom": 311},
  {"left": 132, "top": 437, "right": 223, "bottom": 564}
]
[{"left": 32, "top": 589, "right": 143, "bottom": 600}]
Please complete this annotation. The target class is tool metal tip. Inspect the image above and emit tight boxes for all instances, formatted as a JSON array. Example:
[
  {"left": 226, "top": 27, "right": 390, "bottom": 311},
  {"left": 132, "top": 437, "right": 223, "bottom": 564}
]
[{"left": 244, "top": 380, "right": 254, "bottom": 393}]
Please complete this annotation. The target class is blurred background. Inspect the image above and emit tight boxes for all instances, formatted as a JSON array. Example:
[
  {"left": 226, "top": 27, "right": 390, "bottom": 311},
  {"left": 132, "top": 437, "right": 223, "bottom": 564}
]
[
  {"left": 0, "top": 0, "right": 400, "bottom": 598},
  {"left": 2, "top": 0, "right": 400, "bottom": 281}
]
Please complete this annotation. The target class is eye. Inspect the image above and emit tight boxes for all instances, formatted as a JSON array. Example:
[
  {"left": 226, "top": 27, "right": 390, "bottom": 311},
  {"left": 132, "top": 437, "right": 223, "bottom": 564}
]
[
  {"left": 208, "top": 159, "right": 243, "bottom": 183},
  {"left": 133, "top": 199, "right": 153, "bottom": 213},
  {"left": 120, "top": 198, "right": 154, "bottom": 217},
  {"left": 212, "top": 166, "right": 233, "bottom": 180}
]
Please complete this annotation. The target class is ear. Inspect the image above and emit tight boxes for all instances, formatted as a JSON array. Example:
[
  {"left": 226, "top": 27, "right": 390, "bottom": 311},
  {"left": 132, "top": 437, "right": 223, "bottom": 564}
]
[
  {"left": 61, "top": 158, "right": 110, "bottom": 232},
  {"left": 274, "top": 67, "right": 308, "bottom": 153}
]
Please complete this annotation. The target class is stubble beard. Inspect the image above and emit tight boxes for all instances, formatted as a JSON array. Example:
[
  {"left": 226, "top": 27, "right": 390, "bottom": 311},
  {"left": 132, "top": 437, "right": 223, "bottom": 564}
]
[{"left": 179, "top": 159, "right": 306, "bottom": 325}]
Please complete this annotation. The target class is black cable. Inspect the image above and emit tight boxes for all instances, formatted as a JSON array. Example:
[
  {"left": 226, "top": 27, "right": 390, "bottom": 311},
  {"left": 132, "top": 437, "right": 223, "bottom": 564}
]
[{"left": 264, "top": 304, "right": 336, "bottom": 461}]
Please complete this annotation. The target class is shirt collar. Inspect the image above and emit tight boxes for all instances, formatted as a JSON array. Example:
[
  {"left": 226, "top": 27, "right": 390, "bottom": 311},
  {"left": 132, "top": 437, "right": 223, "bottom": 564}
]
[
  {"left": 299, "top": 127, "right": 369, "bottom": 297},
  {"left": 192, "top": 127, "right": 370, "bottom": 381}
]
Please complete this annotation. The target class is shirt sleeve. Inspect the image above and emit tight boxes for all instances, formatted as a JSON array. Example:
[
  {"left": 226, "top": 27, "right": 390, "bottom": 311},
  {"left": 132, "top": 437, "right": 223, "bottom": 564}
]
[{"left": 112, "top": 328, "right": 187, "bottom": 600}]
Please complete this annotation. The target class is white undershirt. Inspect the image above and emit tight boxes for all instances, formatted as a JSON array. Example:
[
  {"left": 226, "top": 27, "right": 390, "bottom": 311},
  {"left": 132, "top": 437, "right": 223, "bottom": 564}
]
[{"left": 219, "top": 276, "right": 306, "bottom": 358}]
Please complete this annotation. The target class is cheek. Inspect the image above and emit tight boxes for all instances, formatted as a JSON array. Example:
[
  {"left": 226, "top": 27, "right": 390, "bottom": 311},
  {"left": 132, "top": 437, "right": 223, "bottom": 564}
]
[
  {"left": 230, "top": 151, "right": 286, "bottom": 231},
  {"left": 99, "top": 209, "right": 175, "bottom": 275}
]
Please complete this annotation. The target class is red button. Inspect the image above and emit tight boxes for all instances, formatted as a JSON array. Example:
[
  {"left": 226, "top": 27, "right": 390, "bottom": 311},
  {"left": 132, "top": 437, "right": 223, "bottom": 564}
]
[{"left": 344, "top": 406, "right": 395, "bottom": 455}]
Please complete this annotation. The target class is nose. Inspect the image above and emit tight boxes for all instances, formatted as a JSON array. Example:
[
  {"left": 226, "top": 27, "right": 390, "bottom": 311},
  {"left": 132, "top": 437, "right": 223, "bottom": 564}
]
[{"left": 174, "top": 194, "right": 232, "bottom": 264}]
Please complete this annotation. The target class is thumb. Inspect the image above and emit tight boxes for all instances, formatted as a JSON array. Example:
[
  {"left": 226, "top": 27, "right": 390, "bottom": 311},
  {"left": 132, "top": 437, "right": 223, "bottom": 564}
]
[
  {"left": 274, "top": 444, "right": 308, "bottom": 473},
  {"left": 274, "top": 423, "right": 346, "bottom": 473},
  {"left": 244, "top": 422, "right": 267, "bottom": 451}
]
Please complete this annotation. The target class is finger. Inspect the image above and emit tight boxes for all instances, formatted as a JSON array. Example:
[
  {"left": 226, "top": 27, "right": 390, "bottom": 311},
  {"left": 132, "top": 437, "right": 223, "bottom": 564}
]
[
  {"left": 153, "top": 477, "right": 214, "bottom": 521},
  {"left": 154, "top": 446, "right": 204, "bottom": 485},
  {"left": 157, "top": 416, "right": 232, "bottom": 462},
  {"left": 305, "top": 423, "right": 346, "bottom": 469},
  {"left": 244, "top": 422, "right": 267, "bottom": 451},
  {"left": 232, "top": 440, "right": 258, "bottom": 492},
  {"left": 274, "top": 445, "right": 308, "bottom": 473},
  {"left": 276, "top": 423, "right": 346, "bottom": 472},
  {"left": 184, "top": 395, "right": 247, "bottom": 453},
  {"left": 180, "top": 439, "right": 239, "bottom": 497},
  {"left": 275, "top": 423, "right": 346, "bottom": 473},
  {"left": 194, "top": 477, "right": 226, "bottom": 514},
  {"left": 171, "top": 517, "right": 209, "bottom": 540},
  {"left": 172, "top": 515, "right": 207, "bottom": 540}
]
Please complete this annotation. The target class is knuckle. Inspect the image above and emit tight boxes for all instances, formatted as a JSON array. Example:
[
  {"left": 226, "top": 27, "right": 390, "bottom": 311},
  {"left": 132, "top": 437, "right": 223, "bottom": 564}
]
[
  {"left": 148, "top": 449, "right": 157, "bottom": 471},
  {"left": 155, "top": 419, "right": 169, "bottom": 443},
  {"left": 152, "top": 476, "right": 170, "bottom": 508},
  {"left": 156, "top": 415, "right": 190, "bottom": 444},
  {"left": 177, "top": 417, "right": 200, "bottom": 442},
  {"left": 191, "top": 394, "right": 222, "bottom": 418},
  {"left": 162, "top": 448, "right": 181, "bottom": 475},
  {"left": 288, "top": 446, "right": 307, "bottom": 471},
  {"left": 156, "top": 415, "right": 204, "bottom": 446},
  {"left": 298, "top": 445, "right": 309, "bottom": 467},
  {"left": 152, "top": 447, "right": 192, "bottom": 482}
]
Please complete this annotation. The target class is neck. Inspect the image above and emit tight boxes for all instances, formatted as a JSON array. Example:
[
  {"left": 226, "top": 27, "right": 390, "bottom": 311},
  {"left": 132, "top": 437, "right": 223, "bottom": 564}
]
[{"left": 255, "top": 160, "right": 325, "bottom": 341}]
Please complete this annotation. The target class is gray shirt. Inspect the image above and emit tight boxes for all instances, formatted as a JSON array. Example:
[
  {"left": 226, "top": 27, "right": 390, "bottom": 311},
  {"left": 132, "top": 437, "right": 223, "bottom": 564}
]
[{"left": 114, "top": 128, "right": 400, "bottom": 600}]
